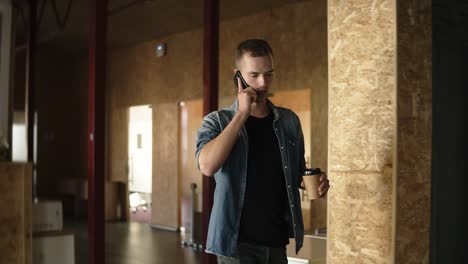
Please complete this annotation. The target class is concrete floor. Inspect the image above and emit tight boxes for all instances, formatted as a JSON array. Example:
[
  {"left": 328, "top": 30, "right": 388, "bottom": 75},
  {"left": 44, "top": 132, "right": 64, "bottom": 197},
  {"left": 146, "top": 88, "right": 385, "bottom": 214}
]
[{"left": 68, "top": 221, "right": 202, "bottom": 264}]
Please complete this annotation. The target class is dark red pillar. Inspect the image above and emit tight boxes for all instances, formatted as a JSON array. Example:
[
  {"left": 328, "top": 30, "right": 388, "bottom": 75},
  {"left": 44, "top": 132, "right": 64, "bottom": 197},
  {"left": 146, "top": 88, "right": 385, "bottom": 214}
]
[
  {"left": 88, "top": 1, "right": 107, "bottom": 264},
  {"left": 202, "top": 0, "right": 219, "bottom": 263}
]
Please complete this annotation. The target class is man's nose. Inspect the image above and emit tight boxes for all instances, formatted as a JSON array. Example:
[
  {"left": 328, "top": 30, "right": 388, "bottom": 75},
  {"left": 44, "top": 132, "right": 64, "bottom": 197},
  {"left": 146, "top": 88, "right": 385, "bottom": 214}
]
[{"left": 257, "top": 75, "right": 266, "bottom": 88}]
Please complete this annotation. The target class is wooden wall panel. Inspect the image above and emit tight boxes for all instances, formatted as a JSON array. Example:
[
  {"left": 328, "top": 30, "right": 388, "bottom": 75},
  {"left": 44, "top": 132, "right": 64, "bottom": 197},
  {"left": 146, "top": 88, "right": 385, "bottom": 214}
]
[
  {"left": 0, "top": 162, "right": 32, "bottom": 264},
  {"left": 152, "top": 103, "right": 179, "bottom": 229},
  {"left": 178, "top": 100, "right": 203, "bottom": 213},
  {"left": 395, "top": 0, "right": 432, "bottom": 262}
]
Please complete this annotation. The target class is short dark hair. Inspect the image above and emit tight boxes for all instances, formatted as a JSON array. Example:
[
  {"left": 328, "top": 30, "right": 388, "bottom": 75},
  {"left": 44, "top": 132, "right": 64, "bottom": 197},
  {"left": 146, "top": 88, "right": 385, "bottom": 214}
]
[{"left": 235, "top": 39, "right": 273, "bottom": 66}]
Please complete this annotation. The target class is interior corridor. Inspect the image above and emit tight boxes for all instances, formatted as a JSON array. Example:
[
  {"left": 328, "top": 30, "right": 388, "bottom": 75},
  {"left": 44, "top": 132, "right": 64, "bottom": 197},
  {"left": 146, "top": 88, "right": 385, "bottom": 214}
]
[{"left": 68, "top": 221, "right": 202, "bottom": 264}]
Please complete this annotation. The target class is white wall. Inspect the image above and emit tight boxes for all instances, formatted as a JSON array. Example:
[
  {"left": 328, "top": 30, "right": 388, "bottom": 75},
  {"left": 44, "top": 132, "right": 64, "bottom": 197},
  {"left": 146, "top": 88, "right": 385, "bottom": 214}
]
[
  {"left": 128, "top": 105, "right": 152, "bottom": 194},
  {"left": 12, "top": 112, "right": 27, "bottom": 162}
]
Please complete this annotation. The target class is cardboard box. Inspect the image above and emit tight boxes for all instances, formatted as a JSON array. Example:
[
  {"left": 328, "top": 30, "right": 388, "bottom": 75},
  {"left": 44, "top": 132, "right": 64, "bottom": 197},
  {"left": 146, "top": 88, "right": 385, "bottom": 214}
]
[
  {"left": 33, "top": 231, "right": 75, "bottom": 264},
  {"left": 32, "top": 200, "right": 63, "bottom": 232}
]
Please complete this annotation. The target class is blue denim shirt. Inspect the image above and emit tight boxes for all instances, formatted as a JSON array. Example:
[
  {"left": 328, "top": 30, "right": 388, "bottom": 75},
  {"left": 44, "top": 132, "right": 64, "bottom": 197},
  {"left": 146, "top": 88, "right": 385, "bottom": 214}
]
[{"left": 195, "top": 99, "right": 306, "bottom": 257}]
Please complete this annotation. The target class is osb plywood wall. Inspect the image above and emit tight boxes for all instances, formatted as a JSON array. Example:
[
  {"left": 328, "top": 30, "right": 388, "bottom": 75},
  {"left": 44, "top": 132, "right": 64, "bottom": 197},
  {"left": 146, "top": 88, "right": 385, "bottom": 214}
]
[
  {"left": 328, "top": 0, "right": 396, "bottom": 263},
  {"left": 178, "top": 100, "right": 203, "bottom": 212},
  {"left": 107, "top": 28, "right": 203, "bottom": 188},
  {"left": 328, "top": 0, "right": 432, "bottom": 263},
  {"left": 152, "top": 103, "right": 179, "bottom": 228},
  {"left": 395, "top": 0, "right": 432, "bottom": 262},
  {"left": 0, "top": 162, "right": 32, "bottom": 264},
  {"left": 107, "top": 0, "right": 328, "bottom": 228}
]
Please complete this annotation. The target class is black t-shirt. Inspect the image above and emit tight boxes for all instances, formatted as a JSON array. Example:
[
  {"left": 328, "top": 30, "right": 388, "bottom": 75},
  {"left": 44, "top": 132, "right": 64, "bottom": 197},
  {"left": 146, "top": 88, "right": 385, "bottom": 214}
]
[{"left": 238, "top": 112, "right": 290, "bottom": 247}]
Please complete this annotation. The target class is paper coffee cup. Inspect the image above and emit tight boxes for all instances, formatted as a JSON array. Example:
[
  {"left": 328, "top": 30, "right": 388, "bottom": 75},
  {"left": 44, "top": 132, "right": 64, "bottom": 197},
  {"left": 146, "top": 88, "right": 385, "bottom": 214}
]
[{"left": 303, "top": 168, "right": 322, "bottom": 200}]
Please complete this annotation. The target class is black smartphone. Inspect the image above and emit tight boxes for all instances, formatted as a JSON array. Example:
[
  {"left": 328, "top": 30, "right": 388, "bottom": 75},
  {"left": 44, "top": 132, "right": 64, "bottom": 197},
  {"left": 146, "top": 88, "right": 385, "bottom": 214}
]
[{"left": 233, "top": 70, "right": 249, "bottom": 89}]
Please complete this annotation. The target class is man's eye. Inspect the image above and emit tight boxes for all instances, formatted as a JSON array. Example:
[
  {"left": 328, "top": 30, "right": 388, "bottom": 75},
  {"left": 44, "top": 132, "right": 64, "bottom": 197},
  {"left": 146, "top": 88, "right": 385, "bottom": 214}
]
[{"left": 250, "top": 75, "right": 258, "bottom": 78}]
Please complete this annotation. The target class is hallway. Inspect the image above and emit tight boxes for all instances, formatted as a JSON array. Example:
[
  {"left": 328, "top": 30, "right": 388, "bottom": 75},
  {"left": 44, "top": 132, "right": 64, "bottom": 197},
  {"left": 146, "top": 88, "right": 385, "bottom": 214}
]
[{"left": 70, "top": 221, "right": 202, "bottom": 264}]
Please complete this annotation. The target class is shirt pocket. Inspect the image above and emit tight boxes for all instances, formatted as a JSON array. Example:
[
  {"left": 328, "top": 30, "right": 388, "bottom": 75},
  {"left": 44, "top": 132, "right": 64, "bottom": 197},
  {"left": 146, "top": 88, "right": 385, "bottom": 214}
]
[
  {"left": 286, "top": 135, "right": 299, "bottom": 150},
  {"left": 287, "top": 138, "right": 297, "bottom": 148},
  {"left": 286, "top": 136, "right": 300, "bottom": 167},
  {"left": 286, "top": 136, "right": 301, "bottom": 184}
]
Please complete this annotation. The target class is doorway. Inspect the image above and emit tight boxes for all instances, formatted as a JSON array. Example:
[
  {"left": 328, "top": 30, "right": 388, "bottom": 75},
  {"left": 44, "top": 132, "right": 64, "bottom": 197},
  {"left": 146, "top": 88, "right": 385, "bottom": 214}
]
[{"left": 128, "top": 105, "right": 153, "bottom": 223}]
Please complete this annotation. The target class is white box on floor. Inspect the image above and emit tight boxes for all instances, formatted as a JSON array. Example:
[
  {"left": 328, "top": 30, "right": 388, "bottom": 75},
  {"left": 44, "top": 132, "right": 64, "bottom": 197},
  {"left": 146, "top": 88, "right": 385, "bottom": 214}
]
[
  {"left": 32, "top": 200, "right": 63, "bottom": 232},
  {"left": 287, "top": 257, "right": 309, "bottom": 263},
  {"left": 33, "top": 231, "right": 75, "bottom": 264}
]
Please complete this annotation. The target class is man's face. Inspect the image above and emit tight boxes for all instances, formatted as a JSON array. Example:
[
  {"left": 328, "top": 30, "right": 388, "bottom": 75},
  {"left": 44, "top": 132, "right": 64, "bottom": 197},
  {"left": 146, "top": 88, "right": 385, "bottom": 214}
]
[{"left": 236, "top": 53, "right": 274, "bottom": 100}]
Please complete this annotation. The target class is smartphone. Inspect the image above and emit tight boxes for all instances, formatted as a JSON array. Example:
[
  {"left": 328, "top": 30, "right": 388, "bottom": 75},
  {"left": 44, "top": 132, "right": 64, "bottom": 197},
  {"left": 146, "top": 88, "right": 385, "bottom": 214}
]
[{"left": 233, "top": 70, "right": 249, "bottom": 89}]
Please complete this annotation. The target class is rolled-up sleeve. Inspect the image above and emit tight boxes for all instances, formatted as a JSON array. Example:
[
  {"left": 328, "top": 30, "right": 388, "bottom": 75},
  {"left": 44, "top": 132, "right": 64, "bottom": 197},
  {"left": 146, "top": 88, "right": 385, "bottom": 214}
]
[{"left": 195, "top": 111, "right": 221, "bottom": 170}]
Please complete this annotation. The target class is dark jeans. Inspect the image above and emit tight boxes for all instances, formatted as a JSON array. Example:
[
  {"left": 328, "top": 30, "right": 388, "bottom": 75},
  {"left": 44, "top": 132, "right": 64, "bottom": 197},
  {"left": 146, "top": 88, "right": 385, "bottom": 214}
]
[{"left": 217, "top": 243, "right": 288, "bottom": 264}]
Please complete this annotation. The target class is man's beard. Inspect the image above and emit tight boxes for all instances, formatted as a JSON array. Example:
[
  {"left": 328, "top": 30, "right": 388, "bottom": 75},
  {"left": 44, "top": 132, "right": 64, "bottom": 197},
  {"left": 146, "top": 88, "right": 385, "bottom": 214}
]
[{"left": 255, "top": 90, "right": 267, "bottom": 101}]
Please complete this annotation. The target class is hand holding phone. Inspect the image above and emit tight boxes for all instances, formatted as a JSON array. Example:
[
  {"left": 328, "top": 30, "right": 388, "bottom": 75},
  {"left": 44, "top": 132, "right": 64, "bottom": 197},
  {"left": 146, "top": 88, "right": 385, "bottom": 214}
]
[
  {"left": 233, "top": 70, "right": 249, "bottom": 89},
  {"left": 234, "top": 70, "right": 257, "bottom": 116}
]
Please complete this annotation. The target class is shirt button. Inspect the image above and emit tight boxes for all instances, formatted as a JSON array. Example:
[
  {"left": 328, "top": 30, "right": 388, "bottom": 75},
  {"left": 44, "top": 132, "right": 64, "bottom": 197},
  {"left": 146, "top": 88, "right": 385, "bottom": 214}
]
[
  {"left": 288, "top": 185, "right": 291, "bottom": 188},
  {"left": 291, "top": 204, "right": 294, "bottom": 208},
  {"left": 284, "top": 165, "right": 287, "bottom": 169},
  {"left": 281, "top": 146, "right": 284, "bottom": 149}
]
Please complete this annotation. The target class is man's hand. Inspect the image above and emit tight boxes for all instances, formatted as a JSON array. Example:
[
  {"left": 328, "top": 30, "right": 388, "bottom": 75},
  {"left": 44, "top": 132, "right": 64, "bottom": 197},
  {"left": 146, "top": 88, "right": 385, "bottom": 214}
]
[
  {"left": 237, "top": 77, "right": 257, "bottom": 117},
  {"left": 318, "top": 172, "right": 330, "bottom": 197}
]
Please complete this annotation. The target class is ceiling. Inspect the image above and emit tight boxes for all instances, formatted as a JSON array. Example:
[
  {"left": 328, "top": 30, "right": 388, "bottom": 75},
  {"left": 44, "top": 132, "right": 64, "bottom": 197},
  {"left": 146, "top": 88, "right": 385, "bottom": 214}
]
[{"left": 14, "top": 0, "right": 310, "bottom": 53}]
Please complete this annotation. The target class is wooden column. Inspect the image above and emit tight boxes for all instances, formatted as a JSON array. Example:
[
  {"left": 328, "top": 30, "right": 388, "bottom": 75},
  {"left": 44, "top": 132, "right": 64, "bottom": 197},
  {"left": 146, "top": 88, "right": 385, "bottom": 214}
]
[
  {"left": 327, "top": 0, "right": 396, "bottom": 263},
  {"left": 202, "top": 0, "right": 218, "bottom": 263},
  {"left": 88, "top": 0, "right": 107, "bottom": 264},
  {"left": 395, "top": 0, "right": 432, "bottom": 262},
  {"left": 328, "top": 0, "right": 432, "bottom": 263}
]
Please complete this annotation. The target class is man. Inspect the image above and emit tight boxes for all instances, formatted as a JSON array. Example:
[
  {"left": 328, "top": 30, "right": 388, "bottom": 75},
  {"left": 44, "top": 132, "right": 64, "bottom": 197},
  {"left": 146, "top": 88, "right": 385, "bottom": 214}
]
[{"left": 196, "top": 39, "right": 330, "bottom": 264}]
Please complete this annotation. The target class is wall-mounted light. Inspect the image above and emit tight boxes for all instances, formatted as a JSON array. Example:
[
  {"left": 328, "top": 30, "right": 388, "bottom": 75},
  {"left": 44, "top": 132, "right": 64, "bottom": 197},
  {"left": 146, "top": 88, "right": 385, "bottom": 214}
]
[{"left": 156, "top": 43, "right": 167, "bottom": 57}]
